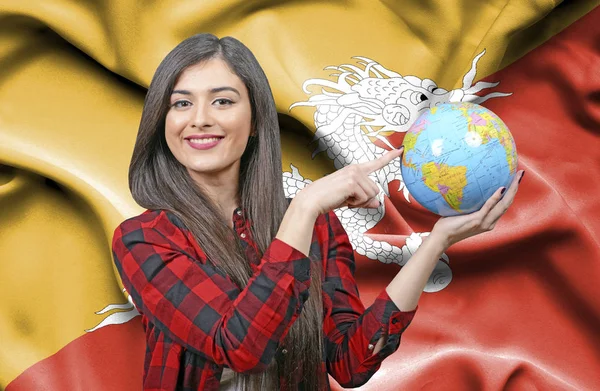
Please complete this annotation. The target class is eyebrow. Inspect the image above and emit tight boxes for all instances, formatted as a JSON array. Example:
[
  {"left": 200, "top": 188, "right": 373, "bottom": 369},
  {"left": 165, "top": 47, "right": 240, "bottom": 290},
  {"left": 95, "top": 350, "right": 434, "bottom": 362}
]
[{"left": 171, "top": 87, "right": 241, "bottom": 96}]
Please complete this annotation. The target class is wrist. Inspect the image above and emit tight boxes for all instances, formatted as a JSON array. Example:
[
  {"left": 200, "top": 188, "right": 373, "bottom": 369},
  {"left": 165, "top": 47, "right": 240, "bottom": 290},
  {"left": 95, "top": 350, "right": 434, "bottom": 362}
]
[
  {"left": 426, "top": 230, "right": 451, "bottom": 253},
  {"left": 276, "top": 195, "right": 319, "bottom": 256},
  {"left": 289, "top": 193, "right": 319, "bottom": 220}
]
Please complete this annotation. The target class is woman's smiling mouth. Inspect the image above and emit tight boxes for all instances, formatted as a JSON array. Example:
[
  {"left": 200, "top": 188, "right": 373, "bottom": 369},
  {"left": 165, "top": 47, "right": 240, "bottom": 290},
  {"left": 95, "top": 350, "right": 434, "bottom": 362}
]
[{"left": 185, "top": 135, "right": 224, "bottom": 150}]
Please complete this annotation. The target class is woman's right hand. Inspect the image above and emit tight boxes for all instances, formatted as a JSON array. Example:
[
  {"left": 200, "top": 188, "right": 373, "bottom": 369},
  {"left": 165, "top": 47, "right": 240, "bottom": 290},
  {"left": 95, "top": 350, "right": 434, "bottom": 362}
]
[{"left": 293, "top": 147, "right": 404, "bottom": 217}]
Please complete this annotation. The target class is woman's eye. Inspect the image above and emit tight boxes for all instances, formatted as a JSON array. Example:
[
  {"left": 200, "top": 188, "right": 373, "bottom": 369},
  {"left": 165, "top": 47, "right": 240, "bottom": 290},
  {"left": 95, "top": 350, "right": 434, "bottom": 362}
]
[
  {"left": 214, "top": 98, "right": 233, "bottom": 106},
  {"left": 172, "top": 100, "right": 191, "bottom": 108}
]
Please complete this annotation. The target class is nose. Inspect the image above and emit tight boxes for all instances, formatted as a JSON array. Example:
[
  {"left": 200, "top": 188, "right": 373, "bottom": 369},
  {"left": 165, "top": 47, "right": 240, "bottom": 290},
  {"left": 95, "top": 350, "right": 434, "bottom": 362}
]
[{"left": 191, "top": 103, "right": 215, "bottom": 128}]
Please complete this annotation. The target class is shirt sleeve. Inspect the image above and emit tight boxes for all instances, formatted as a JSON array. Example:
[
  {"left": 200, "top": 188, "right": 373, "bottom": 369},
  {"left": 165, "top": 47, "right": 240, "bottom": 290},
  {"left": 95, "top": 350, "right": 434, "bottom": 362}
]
[
  {"left": 323, "top": 210, "right": 417, "bottom": 388},
  {"left": 111, "top": 214, "right": 311, "bottom": 374}
]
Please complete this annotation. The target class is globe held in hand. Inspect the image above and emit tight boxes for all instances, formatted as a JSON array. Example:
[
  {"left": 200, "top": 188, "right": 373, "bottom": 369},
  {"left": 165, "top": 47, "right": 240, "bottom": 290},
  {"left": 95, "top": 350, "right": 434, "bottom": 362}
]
[{"left": 400, "top": 102, "right": 518, "bottom": 216}]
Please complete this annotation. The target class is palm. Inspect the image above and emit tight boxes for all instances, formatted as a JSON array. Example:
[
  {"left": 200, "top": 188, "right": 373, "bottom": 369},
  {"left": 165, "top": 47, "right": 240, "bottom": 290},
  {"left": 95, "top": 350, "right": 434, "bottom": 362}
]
[
  {"left": 431, "top": 171, "right": 524, "bottom": 248},
  {"left": 432, "top": 212, "right": 487, "bottom": 247}
]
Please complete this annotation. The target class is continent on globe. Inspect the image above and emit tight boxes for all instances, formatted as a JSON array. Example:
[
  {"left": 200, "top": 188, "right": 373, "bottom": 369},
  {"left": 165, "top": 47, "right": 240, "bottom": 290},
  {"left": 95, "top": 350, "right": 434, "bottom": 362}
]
[
  {"left": 421, "top": 162, "right": 468, "bottom": 212},
  {"left": 400, "top": 102, "right": 518, "bottom": 216}
]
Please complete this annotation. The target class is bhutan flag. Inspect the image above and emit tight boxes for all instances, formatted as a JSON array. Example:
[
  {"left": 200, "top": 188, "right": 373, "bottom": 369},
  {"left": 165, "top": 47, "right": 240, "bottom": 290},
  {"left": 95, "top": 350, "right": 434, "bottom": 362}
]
[{"left": 1, "top": 1, "right": 599, "bottom": 390}]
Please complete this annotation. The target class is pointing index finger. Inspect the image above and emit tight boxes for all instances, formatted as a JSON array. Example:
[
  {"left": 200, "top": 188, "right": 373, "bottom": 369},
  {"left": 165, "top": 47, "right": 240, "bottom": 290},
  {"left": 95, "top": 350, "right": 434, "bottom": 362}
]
[{"left": 360, "top": 147, "right": 404, "bottom": 174}]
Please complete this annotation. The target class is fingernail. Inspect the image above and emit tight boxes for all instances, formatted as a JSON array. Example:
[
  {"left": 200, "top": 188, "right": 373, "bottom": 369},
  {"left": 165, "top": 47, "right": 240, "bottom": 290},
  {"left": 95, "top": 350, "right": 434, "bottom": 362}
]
[
  {"left": 500, "top": 187, "right": 506, "bottom": 195},
  {"left": 518, "top": 171, "right": 525, "bottom": 184}
]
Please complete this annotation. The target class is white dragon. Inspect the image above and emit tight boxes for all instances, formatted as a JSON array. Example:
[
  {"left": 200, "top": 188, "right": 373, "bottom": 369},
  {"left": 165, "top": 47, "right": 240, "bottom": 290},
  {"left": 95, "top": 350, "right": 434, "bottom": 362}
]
[
  {"left": 283, "top": 49, "right": 512, "bottom": 292},
  {"left": 87, "top": 49, "right": 511, "bottom": 333}
]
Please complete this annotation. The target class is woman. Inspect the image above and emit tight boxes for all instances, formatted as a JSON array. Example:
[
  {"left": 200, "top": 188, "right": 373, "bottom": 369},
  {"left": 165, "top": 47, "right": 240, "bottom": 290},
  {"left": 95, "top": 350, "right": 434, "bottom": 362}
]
[{"left": 112, "top": 33, "right": 524, "bottom": 390}]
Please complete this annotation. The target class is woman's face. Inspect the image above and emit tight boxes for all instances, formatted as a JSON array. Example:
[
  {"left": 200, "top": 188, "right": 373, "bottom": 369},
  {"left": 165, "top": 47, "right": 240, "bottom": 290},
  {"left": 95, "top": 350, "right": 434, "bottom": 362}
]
[{"left": 165, "top": 58, "right": 253, "bottom": 183}]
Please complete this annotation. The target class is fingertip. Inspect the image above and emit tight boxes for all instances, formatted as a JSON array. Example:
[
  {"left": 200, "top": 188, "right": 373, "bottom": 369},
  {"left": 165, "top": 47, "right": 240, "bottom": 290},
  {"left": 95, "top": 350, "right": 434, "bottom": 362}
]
[{"left": 393, "top": 146, "right": 404, "bottom": 158}]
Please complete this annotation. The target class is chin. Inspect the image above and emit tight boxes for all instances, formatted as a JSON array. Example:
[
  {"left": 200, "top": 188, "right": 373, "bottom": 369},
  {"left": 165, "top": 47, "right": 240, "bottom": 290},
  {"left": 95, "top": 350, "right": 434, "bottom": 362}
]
[
  {"left": 187, "top": 164, "right": 222, "bottom": 174},
  {"left": 186, "top": 160, "right": 232, "bottom": 175}
]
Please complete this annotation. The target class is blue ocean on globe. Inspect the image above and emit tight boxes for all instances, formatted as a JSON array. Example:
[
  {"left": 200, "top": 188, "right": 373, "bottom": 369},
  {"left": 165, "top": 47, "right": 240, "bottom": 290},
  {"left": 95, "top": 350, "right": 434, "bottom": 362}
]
[{"left": 400, "top": 102, "right": 518, "bottom": 216}]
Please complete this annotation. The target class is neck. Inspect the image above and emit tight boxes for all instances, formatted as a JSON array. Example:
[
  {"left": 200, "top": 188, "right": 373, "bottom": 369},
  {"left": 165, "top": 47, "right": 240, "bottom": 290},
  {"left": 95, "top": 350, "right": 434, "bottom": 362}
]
[{"left": 188, "top": 164, "right": 241, "bottom": 227}]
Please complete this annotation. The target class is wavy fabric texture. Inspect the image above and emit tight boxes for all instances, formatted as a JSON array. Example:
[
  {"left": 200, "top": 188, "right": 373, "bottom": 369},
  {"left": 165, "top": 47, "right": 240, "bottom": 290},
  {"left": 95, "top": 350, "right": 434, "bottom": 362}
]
[{"left": 1, "top": 1, "right": 599, "bottom": 390}]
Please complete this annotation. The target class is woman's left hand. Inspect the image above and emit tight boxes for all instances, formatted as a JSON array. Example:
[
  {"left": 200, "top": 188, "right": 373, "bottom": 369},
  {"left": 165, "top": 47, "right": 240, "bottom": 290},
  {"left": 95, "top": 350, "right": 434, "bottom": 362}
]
[{"left": 430, "top": 170, "right": 525, "bottom": 249}]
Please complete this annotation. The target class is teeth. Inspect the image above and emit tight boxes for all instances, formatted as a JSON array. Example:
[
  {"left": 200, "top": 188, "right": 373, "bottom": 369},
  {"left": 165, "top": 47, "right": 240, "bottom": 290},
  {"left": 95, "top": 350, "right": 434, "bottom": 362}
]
[{"left": 189, "top": 137, "right": 221, "bottom": 144}]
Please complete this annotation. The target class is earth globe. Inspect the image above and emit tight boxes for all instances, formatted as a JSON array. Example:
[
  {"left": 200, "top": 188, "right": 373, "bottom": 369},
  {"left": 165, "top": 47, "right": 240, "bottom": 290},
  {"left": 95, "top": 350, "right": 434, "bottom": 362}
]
[{"left": 400, "top": 102, "right": 518, "bottom": 217}]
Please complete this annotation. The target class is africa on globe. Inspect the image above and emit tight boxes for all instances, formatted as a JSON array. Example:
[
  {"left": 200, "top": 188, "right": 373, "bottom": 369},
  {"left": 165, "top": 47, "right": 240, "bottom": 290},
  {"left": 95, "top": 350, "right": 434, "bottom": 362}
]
[{"left": 400, "top": 102, "right": 518, "bottom": 216}]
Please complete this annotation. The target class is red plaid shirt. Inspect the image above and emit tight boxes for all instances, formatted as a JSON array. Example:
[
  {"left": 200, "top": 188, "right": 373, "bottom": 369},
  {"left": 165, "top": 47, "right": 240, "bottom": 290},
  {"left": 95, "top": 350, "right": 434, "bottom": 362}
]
[{"left": 112, "top": 201, "right": 417, "bottom": 390}]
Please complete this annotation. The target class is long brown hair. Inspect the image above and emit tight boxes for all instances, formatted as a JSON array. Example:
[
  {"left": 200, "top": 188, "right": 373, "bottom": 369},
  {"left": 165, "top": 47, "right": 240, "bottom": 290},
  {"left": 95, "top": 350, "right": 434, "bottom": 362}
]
[{"left": 129, "top": 33, "right": 325, "bottom": 390}]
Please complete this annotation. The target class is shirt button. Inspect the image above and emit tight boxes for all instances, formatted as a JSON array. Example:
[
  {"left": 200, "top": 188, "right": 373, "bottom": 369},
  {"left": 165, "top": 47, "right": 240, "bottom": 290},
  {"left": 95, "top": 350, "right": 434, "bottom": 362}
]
[
  {"left": 368, "top": 344, "right": 374, "bottom": 350},
  {"left": 281, "top": 348, "right": 288, "bottom": 355},
  {"left": 240, "top": 233, "right": 246, "bottom": 239},
  {"left": 237, "top": 210, "right": 242, "bottom": 216}
]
